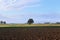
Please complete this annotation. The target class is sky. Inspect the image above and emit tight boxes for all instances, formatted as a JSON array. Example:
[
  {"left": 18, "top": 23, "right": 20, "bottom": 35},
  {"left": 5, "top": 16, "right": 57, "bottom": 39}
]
[{"left": 0, "top": 0, "right": 60, "bottom": 23}]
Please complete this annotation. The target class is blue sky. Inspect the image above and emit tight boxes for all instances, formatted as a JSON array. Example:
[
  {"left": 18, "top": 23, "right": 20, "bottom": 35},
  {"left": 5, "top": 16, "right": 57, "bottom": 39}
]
[{"left": 0, "top": 0, "right": 60, "bottom": 23}]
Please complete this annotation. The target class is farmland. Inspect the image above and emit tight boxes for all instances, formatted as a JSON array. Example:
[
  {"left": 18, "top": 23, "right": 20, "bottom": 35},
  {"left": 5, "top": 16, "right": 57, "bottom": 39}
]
[
  {"left": 0, "top": 24, "right": 60, "bottom": 40},
  {"left": 0, "top": 24, "right": 60, "bottom": 27}
]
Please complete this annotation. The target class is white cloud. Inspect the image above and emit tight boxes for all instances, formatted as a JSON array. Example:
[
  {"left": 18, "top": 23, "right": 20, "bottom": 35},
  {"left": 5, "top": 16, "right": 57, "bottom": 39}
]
[{"left": 0, "top": 0, "right": 40, "bottom": 10}]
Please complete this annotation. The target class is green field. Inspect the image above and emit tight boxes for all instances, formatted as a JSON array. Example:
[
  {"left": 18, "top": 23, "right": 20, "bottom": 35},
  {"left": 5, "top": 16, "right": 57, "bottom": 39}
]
[{"left": 0, "top": 24, "right": 60, "bottom": 27}]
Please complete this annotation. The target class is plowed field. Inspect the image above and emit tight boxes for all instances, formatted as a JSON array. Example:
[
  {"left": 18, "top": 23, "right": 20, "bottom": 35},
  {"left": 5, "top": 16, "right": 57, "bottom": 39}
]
[{"left": 0, "top": 27, "right": 60, "bottom": 40}]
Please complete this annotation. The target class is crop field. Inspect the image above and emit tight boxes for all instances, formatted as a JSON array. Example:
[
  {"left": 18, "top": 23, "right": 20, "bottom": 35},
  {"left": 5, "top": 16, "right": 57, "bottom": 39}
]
[
  {"left": 0, "top": 24, "right": 60, "bottom": 27},
  {"left": 0, "top": 24, "right": 60, "bottom": 40}
]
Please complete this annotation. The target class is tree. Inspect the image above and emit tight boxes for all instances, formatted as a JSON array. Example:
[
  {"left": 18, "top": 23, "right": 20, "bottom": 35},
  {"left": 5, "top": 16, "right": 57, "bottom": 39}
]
[
  {"left": 0, "top": 21, "right": 3, "bottom": 24},
  {"left": 27, "top": 18, "right": 34, "bottom": 24},
  {"left": 0, "top": 21, "right": 6, "bottom": 24},
  {"left": 4, "top": 21, "right": 6, "bottom": 24}
]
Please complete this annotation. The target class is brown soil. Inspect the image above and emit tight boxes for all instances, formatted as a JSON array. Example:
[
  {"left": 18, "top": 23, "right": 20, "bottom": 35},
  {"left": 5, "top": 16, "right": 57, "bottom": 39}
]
[{"left": 0, "top": 27, "right": 60, "bottom": 40}]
